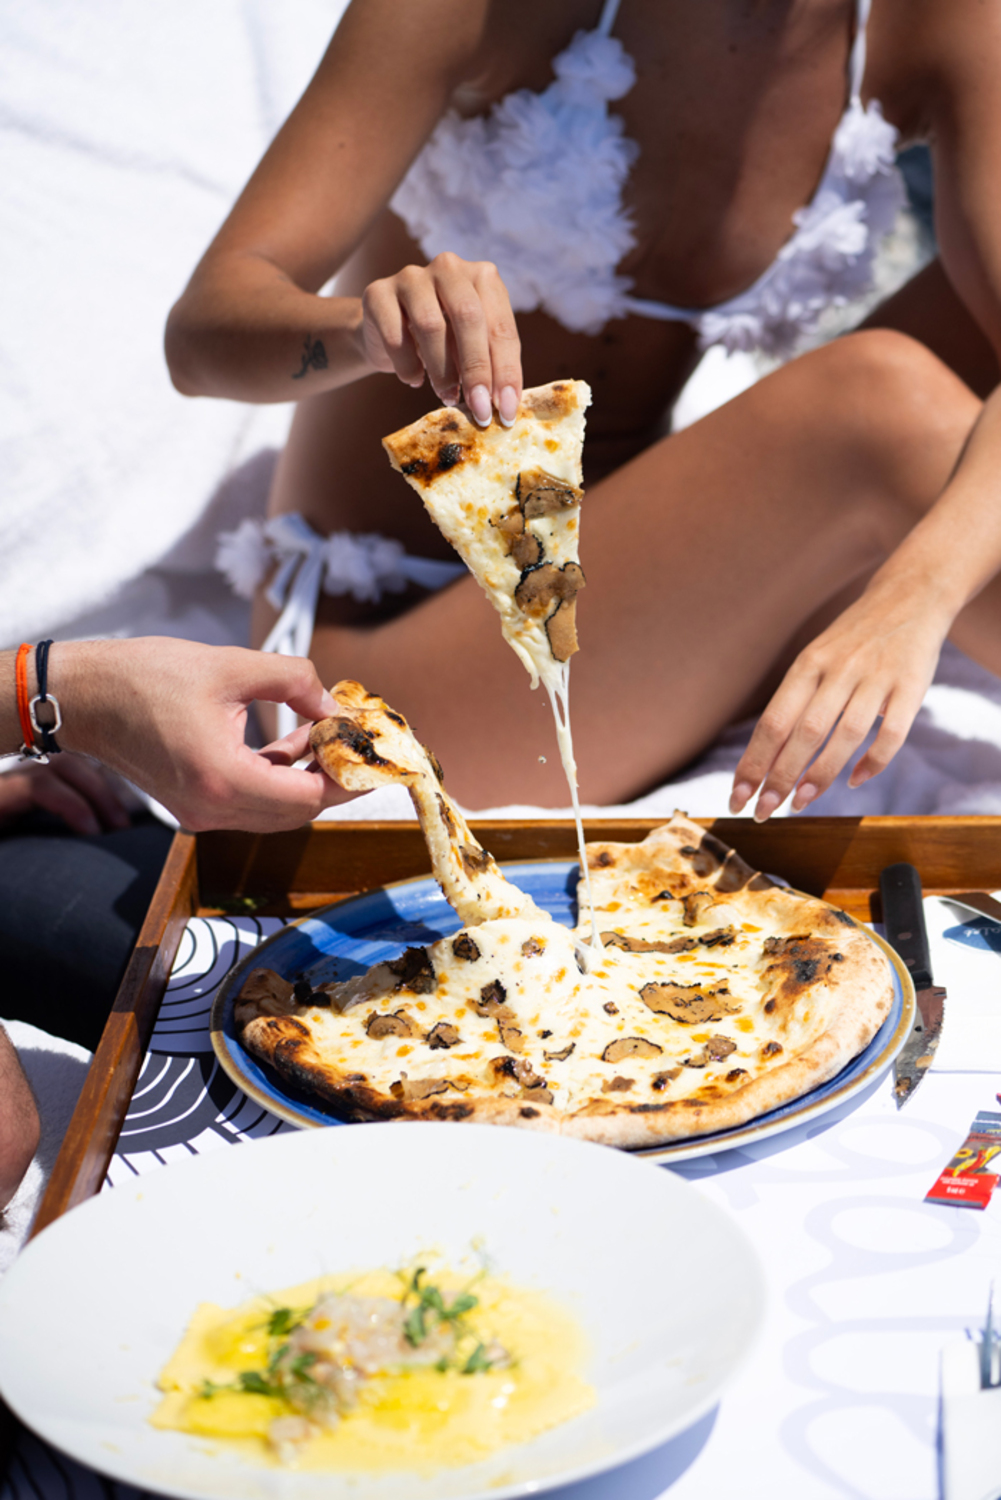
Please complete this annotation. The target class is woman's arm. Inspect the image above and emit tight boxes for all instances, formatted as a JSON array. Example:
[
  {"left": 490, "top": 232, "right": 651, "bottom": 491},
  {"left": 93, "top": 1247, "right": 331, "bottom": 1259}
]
[
  {"left": 732, "top": 0, "right": 1001, "bottom": 819},
  {"left": 165, "top": 0, "right": 521, "bottom": 424}
]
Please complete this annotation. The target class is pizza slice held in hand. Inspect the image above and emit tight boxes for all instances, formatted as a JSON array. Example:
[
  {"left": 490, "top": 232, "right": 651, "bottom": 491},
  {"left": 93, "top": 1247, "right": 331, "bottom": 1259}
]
[
  {"left": 383, "top": 380, "right": 591, "bottom": 688},
  {"left": 309, "top": 680, "right": 543, "bottom": 927}
]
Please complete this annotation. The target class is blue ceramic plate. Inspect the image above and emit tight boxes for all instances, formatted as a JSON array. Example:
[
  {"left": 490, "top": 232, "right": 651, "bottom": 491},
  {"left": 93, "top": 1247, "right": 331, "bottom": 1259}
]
[{"left": 211, "top": 861, "right": 914, "bottom": 1163}]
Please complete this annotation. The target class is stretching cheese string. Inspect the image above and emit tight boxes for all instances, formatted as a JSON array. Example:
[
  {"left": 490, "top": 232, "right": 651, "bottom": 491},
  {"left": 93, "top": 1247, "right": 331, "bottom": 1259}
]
[{"left": 543, "top": 665, "right": 602, "bottom": 960}]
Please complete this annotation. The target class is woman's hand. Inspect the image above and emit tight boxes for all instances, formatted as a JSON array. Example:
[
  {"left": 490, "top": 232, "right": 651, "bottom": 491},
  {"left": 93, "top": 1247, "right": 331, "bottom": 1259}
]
[
  {"left": 729, "top": 586, "right": 950, "bottom": 821},
  {"left": 47, "top": 639, "right": 354, "bottom": 833},
  {"left": 359, "top": 252, "right": 523, "bottom": 426},
  {"left": 0, "top": 754, "right": 132, "bottom": 835}
]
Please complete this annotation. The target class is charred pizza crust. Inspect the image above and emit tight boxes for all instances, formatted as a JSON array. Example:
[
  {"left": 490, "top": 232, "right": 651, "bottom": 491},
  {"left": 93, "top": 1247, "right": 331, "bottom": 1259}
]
[
  {"left": 236, "top": 815, "right": 894, "bottom": 1148},
  {"left": 308, "top": 680, "right": 542, "bottom": 926}
]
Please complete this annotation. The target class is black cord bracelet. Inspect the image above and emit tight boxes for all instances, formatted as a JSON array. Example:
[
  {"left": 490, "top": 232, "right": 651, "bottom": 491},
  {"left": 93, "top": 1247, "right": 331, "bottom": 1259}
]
[{"left": 30, "top": 639, "right": 62, "bottom": 757}]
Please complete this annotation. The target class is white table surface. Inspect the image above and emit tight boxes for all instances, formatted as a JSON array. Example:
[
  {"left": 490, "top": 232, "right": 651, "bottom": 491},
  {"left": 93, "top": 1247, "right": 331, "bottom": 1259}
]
[{"left": 4, "top": 898, "right": 1001, "bottom": 1500}]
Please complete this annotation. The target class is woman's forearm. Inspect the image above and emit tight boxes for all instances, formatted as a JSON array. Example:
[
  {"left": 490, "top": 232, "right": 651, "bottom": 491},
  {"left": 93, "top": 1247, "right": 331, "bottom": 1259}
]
[
  {"left": 165, "top": 252, "right": 374, "bottom": 403},
  {"left": 862, "top": 381, "right": 1001, "bottom": 625}
]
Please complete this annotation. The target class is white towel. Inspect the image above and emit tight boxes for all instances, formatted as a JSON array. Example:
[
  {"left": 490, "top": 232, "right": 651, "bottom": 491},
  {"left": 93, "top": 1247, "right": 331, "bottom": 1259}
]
[
  {"left": 0, "top": 1021, "right": 91, "bottom": 1274},
  {"left": 0, "top": 0, "right": 347, "bottom": 645}
]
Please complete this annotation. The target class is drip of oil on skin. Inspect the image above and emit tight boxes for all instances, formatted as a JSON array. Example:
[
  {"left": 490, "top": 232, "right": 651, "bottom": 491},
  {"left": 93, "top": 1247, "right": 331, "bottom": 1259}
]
[{"left": 543, "top": 666, "right": 602, "bottom": 961}]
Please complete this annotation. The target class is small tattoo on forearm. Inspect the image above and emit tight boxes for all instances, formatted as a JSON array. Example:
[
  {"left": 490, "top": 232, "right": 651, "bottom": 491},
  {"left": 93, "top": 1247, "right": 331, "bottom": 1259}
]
[{"left": 291, "top": 335, "right": 328, "bottom": 380}]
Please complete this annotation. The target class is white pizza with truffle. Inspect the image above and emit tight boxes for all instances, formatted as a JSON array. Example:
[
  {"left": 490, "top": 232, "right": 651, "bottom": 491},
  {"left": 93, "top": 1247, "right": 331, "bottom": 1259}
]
[{"left": 234, "top": 686, "right": 896, "bottom": 1149}]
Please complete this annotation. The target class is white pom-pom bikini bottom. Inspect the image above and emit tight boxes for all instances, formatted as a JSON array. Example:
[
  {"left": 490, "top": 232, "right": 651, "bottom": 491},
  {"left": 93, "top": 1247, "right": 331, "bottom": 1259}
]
[{"left": 215, "top": 513, "right": 465, "bottom": 739}]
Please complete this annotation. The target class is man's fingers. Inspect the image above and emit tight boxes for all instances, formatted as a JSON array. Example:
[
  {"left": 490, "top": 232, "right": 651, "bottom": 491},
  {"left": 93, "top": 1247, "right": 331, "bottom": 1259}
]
[
  {"left": 239, "top": 652, "right": 336, "bottom": 723},
  {"left": 0, "top": 773, "right": 37, "bottom": 826},
  {"left": 50, "top": 754, "right": 131, "bottom": 830},
  {"left": 258, "top": 723, "right": 315, "bottom": 768},
  {"left": 200, "top": 754, "right": 353, "bottom": 834},
  {"left": 29, "top": 771, "right": 103, "bottom": 835}
]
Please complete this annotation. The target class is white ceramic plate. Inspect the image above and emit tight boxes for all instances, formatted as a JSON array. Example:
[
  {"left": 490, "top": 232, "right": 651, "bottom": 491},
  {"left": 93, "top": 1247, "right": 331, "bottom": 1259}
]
[{"left": 0, "top": 1125, "right": 764, "bottom": 1500}]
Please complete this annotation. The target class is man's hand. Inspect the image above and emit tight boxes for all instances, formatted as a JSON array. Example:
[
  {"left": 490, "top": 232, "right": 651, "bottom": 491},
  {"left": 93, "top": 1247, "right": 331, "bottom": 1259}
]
[
  {"left": 51, "top": 639, "right": 352, "bottom": 833},
  {"left": 0, "top": 754, "right": 132, "bottom": 835}
]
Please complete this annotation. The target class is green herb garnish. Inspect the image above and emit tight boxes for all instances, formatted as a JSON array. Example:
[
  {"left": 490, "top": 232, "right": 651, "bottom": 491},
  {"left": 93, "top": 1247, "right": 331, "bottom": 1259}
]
[
  {"left": 267, "top": 1307, "right": 298, "bottom": 1338},
  {"left": 238, "top": 1371, "right": 282, "bottom": 1397},
  {"left": 402, "top": 1268, "right": 480, "bottom": 1348},
  {"left": 462, "top": 1343, "right": 493, "bottom": 1375}
]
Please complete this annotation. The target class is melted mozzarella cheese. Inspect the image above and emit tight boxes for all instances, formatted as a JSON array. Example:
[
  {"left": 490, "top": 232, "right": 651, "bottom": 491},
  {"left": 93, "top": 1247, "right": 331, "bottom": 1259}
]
[{"left": 306, "top": 911, "right": 814, "bottom": 1113}]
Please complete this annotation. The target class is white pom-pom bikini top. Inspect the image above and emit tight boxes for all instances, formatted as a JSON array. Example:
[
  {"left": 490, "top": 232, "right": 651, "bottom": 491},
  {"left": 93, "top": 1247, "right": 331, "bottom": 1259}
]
[{"left": 391, "top": 0, "right": 905, "bottom": 357}]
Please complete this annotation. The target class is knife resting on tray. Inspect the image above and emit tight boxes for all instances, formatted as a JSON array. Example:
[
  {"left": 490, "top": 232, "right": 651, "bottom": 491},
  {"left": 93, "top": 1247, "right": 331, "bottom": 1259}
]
[{"left": 879, "top": 862, "right": 946, "bottom": 1107}]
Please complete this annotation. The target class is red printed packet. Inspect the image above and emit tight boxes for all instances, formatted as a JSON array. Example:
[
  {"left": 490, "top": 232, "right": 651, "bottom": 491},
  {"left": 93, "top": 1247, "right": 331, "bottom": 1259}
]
[{"left": 926, "top": 1111, "right": 1001, "bottom": 1209}]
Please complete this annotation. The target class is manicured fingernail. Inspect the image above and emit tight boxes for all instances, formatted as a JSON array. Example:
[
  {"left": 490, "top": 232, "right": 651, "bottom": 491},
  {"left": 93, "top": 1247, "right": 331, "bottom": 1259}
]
[
  {"left": 753, "top": 790, "right": 781, "bottom": 824},
  {"left": 793, "top": 782, "right": 817, "bottom": 811},
  {"left": 729, "top": 781, "right": 753, "bottom": 814},
  {"left": 498, "top": 386, "right": 519, "bottom": 426},
  {"left": 468, "top": 384, "right": 492, "bottom": 426},
  {"left": 848, "top": 770, "right": 870, "bottom": 790},
  {"left": 318, "top": 691, "right": 337, "bottom": 717}
]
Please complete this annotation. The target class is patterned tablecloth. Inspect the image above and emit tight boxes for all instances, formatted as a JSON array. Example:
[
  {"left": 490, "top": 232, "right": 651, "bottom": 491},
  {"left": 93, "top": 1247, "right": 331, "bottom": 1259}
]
[{"left": 5, "top": 905, "right": 1001, "bottom": 1500}]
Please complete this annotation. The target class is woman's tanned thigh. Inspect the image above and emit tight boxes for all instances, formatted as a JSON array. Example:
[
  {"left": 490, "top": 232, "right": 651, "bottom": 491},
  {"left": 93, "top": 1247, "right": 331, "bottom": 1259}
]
[{"left": 298, "top": 332, "right": 980, "bottom": 807}]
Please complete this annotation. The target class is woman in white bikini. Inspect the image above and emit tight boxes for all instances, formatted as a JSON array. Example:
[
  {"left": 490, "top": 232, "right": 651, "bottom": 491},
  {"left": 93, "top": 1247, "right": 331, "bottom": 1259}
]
[{"left": 166, "top": 0, "right": 1001, "bottom": 818}]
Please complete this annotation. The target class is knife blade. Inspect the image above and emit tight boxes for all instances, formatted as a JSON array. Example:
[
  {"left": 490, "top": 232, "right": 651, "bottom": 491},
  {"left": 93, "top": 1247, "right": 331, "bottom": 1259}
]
[
  {"left": 942, "top": 890, "right": 1001, "bottom": 927},
  {"left": 879, "top": 862, "right": 946, "bottom": 1107}
]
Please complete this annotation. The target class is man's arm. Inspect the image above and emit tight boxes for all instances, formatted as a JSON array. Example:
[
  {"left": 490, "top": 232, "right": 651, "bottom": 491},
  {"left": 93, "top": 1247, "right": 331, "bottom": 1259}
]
[
  {"left": 1, "top": 638, "right": 353, "bottom": 833},
  {"left": 0, "top": 1027, "right": 40, "bottom": 1211}
]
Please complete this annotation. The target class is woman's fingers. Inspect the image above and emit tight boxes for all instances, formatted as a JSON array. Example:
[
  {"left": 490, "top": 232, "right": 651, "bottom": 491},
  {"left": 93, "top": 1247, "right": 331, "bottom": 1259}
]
[
  {"left": 361, "top": 277, "right": 426, "bottom": 388},
  {"left": 467, "top": 260, "right": 522, "bottom": 424},
  {"left": 729, "top": 660, "right": 822, "bottom": 814},
  {"left": 848, "top": 690, "right": 922, "bottom": 788},
  {"left": 363, "top": 256, "right": 522, "bottom": 422},
  {"left": 396, "top": 260, "right": 460, "bottom": 403},
  {"left": 747, "top": 681, "right": 864, "bottom": 822},
  {"left": 731, "top": 664, "right": 928, "bottom": 821},
  {"left": 784, "top": 684, "right": 887, "bottom": 811}
]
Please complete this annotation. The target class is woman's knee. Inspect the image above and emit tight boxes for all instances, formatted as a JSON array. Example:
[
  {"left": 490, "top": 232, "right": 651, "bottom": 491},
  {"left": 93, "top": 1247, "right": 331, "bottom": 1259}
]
[
  {"left": 815, "top": 329, "right": 978, "bottom": 450},
  {"left": 792, "top": 330, "right": 979, "bottom": 510}
]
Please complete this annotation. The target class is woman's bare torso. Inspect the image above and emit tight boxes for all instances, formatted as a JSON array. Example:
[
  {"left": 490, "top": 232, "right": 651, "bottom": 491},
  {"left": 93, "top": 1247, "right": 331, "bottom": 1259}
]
[{"left": 275, "top": 0, "right": 922, "bottom": 560}]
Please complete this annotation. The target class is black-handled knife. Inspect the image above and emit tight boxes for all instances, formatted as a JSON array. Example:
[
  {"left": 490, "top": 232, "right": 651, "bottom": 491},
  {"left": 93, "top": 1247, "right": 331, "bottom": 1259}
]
[{"left": 879, "top": 862, "right": 946, "bottom": 1107}]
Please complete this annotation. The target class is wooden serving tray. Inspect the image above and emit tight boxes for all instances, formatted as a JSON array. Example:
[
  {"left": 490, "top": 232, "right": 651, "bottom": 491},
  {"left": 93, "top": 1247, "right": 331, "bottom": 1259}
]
[{"left": 32, "top": 814, "right": 1001, "bottom": 1235}]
